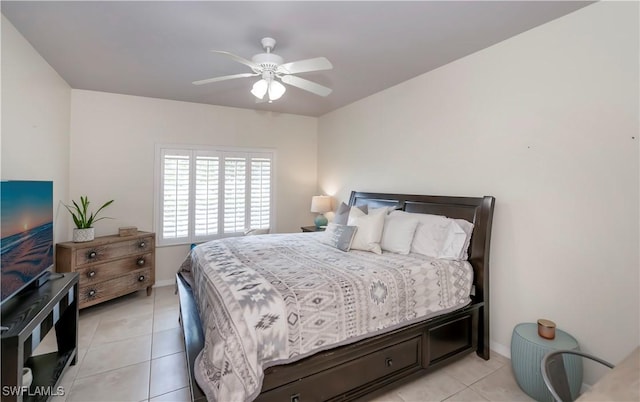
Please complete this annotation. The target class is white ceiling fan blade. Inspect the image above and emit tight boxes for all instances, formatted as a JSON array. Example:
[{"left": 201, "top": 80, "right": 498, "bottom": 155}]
[
  {"left": 280, "top": 75, "right": 332, "bottom": 97},
  {"left": 211, "top": 50, "right": 261, "bottom": 71},
  {"left": 192, "top": 72, "right": 258, "bottom": 86},
  {"left": 277, "top": 57, "right": 333, "bottom": 75}
]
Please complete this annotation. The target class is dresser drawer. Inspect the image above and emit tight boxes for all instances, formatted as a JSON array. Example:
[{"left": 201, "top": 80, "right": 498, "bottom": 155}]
[
  {"left": 79, "top": 268, "right": 152, "bottom": 308},
  {"left": 77, "top": 253, "right": 152, "bottom": 285},
  {"left": 74, "top": 236, "right": 153, "bottom": 266},
  {"left": 258, "top": 335, "right": 422, "bottom": 401}
]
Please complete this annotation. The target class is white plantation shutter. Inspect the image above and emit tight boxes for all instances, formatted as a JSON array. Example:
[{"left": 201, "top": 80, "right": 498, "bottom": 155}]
[
  {"left": 161, "top": 150, "right": 190, "bottom": 241},
  {"left": 250, "top": 156, "right": 271, "bottom": 229},
  {"left": 194, "top": 153, "right": 219, "bottom": 238},
  {"left": 156, "top": 145, "right": 274, "bottom": 245},
  {"left": 223, "top": 156, "right": 246, "bottom": 233}
]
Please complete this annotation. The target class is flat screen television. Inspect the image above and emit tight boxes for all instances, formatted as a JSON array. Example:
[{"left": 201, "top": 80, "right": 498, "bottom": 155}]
[{"left": 1, "top": 180, "right": 54, "bottom": 304}]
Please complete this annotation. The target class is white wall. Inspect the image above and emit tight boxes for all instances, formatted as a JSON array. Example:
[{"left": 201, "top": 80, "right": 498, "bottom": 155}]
[
  {"left": 70, "top": 90, "right": 318, "bottom": 284},
  {"left": 318, "top": 2, "right": 639, "bottom": 383},
  {"left": 1, "top": 15, "right": 72, "bottom": 243}
]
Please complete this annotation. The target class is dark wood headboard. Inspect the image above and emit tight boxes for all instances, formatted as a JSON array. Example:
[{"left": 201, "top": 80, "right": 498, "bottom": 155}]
[{"left": 348, "top": 191, "right": 495, "bottom": 357}]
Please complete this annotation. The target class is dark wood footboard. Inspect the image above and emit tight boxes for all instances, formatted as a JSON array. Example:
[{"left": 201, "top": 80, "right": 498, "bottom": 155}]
[
  {"left": 177, "top": 192, "right": 495, "bottom": 401},
  {"left": 177, "top": 273, "right": 207, "bottom": 402}
]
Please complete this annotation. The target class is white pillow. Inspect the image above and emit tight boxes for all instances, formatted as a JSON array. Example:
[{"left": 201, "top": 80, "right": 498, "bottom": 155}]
[
  {"left": 347, "top": 207, "right": 386, "bottom": 254},
  {"left": 380, "top": 212, "right": 419, "bottom": 254},
  {"left": 438, "top": 221, "right": 469, "bottom": 260},
  {"left": 409, "top": 213, "right": 452, "bottom": 258},
  {"left": 454, "top": 219, "right": 474, "bottom": 260},
  {"left": 409, "top": 212, "right": 474, "bottom": 260}
]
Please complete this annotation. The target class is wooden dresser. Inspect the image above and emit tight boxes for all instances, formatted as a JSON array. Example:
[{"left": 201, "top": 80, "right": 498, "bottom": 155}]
[{"left": 56, "top": 231, "right": 155, "bottom": 309}]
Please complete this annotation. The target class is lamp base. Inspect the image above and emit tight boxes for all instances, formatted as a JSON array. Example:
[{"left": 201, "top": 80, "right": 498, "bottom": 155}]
[{"left": 314, "top": 214, "right": 328, "bottom": 228}]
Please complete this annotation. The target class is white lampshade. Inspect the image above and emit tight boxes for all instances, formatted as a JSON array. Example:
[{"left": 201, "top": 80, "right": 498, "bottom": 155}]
[
  {"left": 268, "top": 80, "right": 286, "bottom": 101},
  {"left": 310, "top": 195, "right": 332, "bottom": 214},
  {"left": 251, "top": 79, "right": 268, "bottom": 100},
  {"left": 251, "top": 78, "right": 286, "bottom": 102}
]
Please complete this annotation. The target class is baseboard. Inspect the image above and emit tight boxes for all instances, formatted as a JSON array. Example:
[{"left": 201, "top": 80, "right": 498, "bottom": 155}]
[
  {"left": 154, "top": 279, "right": 174, "bottom": 288},
  {"left": 491, "top": 340, "right": 511, "bottom": 359}
]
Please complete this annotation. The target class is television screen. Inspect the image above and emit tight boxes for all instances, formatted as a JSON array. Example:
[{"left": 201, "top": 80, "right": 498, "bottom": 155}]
[{"left": 1, "top": 181, "right": 54, "bottom": 303}]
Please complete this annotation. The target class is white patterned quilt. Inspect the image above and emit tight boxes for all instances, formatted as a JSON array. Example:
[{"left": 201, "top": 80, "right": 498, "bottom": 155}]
[{"left": 179, "top": 233, "right": 473, "bottom": 401}]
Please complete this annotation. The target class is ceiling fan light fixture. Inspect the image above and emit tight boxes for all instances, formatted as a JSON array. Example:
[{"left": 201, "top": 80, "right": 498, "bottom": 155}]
[
  {"left": 251, "top": 79, "right": 268, "bottom": 99},
  {"left": 268, "top": 80, "right": 286, "bottom": 101}
]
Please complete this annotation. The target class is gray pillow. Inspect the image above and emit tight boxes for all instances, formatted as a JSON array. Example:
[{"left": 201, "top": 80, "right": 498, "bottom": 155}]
[
  {"left": 319, "top": 223, "right": 358, "bottom": 252},
  {"left": 333, "top": 202, "right": 368, "bottom": 225}
]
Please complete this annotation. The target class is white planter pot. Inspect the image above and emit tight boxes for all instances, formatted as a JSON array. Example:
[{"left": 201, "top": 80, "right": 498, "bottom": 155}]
[
  {"left": 22, "top": 367, "right": 32, "bottom": 388},
  {"left": 73, "top": 228, "right": 95, "bottom": 242}
]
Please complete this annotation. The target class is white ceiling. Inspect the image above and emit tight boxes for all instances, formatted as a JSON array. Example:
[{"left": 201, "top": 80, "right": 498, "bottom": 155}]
[{"left": 2, "top": 1, "right": 592, "bottom": 117}]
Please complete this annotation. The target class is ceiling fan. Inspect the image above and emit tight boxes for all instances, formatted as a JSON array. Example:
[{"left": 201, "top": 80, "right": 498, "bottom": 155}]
[{"left": 193, "top": 37, "right": 333, "bottom": 102}]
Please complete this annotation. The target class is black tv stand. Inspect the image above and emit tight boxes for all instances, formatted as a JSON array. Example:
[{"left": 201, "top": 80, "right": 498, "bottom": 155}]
[
  {"left": 32, "top": 271, "right": 52, "bottom": 288},
  {"left": 1, "top": 273, "right": 78, "bottom": 402}
]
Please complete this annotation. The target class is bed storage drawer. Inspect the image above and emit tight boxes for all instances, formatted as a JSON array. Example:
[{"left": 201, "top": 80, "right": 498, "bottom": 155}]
[
  {"left": 258, "top": 335, "right": 423, "bottom": 402},
  {"left": 427, "top": 311, "right": 477, "bottom": 365}
]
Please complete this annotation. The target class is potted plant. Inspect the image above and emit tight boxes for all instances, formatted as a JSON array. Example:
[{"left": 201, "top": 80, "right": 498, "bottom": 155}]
[{"left": 64, "top": 196, "right": 114, "bottom": 242}]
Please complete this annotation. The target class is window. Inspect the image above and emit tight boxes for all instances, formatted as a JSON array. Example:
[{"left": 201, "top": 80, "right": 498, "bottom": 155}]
[{"left": 155, "top": 145, "right": 274, "bottom": 246}]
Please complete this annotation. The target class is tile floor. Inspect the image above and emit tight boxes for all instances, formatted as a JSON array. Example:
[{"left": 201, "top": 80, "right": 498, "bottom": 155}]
[{"left": 34, "top": 286, "right": 533, "bottom": 402}]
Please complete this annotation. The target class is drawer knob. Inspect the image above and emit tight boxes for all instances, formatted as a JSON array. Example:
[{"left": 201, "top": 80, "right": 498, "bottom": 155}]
[
  {"left": 87, "top": 270, "right": 96, "bottom": 278},
  {"left": 88, "top": 289, "right": 97, "bottom": 297},
  {"left": 137, "top": 258, "right": 145, "bottom": 266},
  {"left": 138, "top": 275, "right": 145, "bottom": 282},
  {"left": 88, "top": 251, "right": 97, "bottom": 259},
  {"left": 385, "top": 358, "right": 393, "bottom": 367},
  {"left": 138, "top": 241, "right": 146, "bottom": 248}
]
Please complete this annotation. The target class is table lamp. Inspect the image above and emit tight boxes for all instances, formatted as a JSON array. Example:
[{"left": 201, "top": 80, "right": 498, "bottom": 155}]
[{"left": 310, "top": 195, "right": 331, "bottom": 228}]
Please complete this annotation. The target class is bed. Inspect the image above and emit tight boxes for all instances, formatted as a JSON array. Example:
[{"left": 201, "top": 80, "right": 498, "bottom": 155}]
[{"left": 176, "top": 191, "right": 495, "bottom": 402}]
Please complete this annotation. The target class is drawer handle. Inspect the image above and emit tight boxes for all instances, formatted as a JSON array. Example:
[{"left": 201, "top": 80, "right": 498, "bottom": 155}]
[
  {"left": 138, "top": 241, "right": 146, "bottom": 248},
  {"left": 87, "top": 270, "right": 96, "bottom": 278},
  {"left": 137, "top": 258, "right": 145, "bottom": 266},
  {"left": 88, "top": 289, "right": 97, "bottom": 297},
  {"left": 385, "top": 358, "right": 393, "bottom": 367},
  {"left": 88, "top": 251, "right": 97, "bottom": 259},
  {"left": 138, "top": 275, "right": 145, "bottom": 282},
  {"left": 290, "top": 394, "right": 300, "bottom": 402}
]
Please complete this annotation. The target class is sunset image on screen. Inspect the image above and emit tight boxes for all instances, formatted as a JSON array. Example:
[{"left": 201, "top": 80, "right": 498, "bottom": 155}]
[{"left": 1, "top": 181, "right": 54, "bottom": 301}]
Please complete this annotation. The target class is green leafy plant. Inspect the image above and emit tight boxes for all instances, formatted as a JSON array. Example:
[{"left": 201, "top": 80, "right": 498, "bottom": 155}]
[{"left": 64, "top": 196, "right": 114, "bottom": 229}]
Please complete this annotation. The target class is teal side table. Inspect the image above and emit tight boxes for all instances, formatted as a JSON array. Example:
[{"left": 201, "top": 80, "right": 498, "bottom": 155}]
[{"left": 511, "top": 323, "right": 583, "bottom": 402}]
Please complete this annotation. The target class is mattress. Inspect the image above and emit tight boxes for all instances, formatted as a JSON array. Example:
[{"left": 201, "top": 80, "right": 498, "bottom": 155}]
[{"left": 179, "top": 232, "right": 473, "bottom": 402}]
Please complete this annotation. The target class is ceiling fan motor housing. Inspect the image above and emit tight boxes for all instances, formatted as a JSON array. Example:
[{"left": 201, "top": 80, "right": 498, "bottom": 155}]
[{"left": 252, "top": 53, "right": 283, "bottom": 71}]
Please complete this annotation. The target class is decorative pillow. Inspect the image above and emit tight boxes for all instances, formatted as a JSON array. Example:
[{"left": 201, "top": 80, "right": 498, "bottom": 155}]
[
  {"left": 333, "top": 202, "right": 368, "bottom": 225},
  {"left": 368, "top": 206, "right": 396, "bottom": 216},
  {"left": 319, "top": 223, "right": 358, "bottom": 252},
  {"left": 380, "top": 212, "right": 419, "bottom": 254},
  {"left": 347, "top": 207, "right": 386, "bottom": 254}
]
